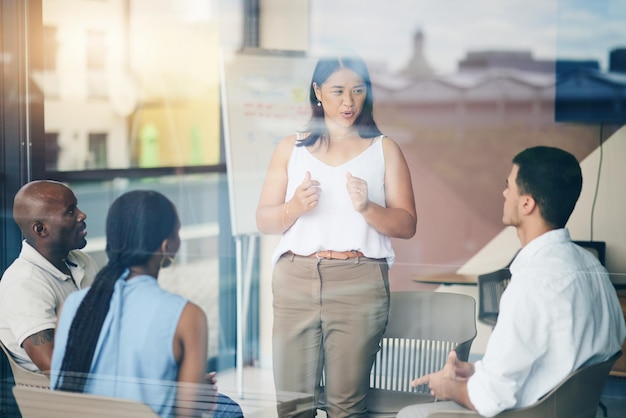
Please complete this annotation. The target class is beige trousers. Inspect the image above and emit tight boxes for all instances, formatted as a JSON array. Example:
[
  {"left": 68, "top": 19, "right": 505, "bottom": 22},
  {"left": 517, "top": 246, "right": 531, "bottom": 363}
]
[{"left": 272, "top": 253, "right": 390, "bottom": 418}]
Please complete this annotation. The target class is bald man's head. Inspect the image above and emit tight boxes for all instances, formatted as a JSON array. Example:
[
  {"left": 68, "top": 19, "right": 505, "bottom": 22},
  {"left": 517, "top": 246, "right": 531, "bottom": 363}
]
[
  {"left": 13, "top": 181, "right": 64, "bottom": 235},
  {"left": 13, "top": 180, "right": 88, "bottom": 253}
]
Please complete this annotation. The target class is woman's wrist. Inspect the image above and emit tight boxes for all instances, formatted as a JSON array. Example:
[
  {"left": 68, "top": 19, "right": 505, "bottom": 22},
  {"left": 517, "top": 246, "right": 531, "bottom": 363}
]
[{"left": 281, "top": 200, "right": 291, "bottom": 230}]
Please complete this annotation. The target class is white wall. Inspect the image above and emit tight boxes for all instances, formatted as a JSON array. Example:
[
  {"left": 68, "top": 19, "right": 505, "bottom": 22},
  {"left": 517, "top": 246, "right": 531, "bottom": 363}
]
[
  {"left": 568, "top": 125, "right": 626, "bottom": 285},
  {"left": 259, "top": 0, "right": 309, "bottom": 51},
  {"left": 455, "top": 125, "right": 626, "bottom": 355},
  {"left": 460, "top": 125, "right": 626, "bottom": 286}
]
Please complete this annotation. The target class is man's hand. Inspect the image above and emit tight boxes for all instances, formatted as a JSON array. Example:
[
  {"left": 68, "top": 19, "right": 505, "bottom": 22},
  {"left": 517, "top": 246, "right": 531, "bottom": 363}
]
[
  {"left": 411, "top": 351, "right": 457, "bottom": 400},
  {"left": 411, "top": 351, "right": 475, "bottom": 405},
  {"left": 449, "top": 350, "right": 474, "bottom": 380}
]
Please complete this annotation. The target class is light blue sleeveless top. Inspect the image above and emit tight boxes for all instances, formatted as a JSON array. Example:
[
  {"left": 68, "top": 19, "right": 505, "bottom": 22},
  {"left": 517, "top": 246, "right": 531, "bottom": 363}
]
[{"left": 51, "top": 272, "right": 188, "bottom": 418}]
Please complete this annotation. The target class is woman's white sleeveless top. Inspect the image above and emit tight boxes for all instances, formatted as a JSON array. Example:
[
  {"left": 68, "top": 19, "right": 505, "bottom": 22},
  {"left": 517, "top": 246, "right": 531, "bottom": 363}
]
[{"left": 271, "top": 135, "right": 394, "bottom": 266}]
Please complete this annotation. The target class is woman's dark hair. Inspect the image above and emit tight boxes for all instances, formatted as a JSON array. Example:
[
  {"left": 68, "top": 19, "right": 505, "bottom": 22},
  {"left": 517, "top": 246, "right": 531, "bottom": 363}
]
[
  {"left": 297, "top": 54, "right": 382, "bottom": 147},
  {"left": 55, "top": 190, "right": 179, "bottom": 392}
]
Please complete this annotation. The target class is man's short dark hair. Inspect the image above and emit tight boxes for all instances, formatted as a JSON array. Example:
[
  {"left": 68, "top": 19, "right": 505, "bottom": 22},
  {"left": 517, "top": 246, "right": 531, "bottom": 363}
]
[{"left": 513, "top": 146, "right": 582, "bottom": 228}]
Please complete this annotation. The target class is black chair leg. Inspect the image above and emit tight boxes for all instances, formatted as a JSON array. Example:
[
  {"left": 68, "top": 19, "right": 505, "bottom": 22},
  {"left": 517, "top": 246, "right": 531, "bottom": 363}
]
[{"left": 598, "top": 400, "right": 608, "bottom": 418}]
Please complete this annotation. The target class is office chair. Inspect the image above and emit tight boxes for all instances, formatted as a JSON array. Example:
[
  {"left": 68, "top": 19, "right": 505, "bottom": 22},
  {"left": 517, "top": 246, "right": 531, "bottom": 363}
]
[
  {"left": 367, "top": 291, "right": 477, "bottom": 417},
  {"left": 427, "top": 351, "right": 621, "bottom": 418},
  {"left": 0, "top": 340, "right": 49, "bottom": 389},
  {"left": 477, "top": 267, "right": 511, "bottom": 328}
]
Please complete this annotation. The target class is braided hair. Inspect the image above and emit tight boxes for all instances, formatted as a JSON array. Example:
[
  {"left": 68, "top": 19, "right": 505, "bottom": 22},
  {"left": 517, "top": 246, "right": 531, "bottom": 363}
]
[{"left": 55, "top": 190, "right": 179, "bottom": 392}]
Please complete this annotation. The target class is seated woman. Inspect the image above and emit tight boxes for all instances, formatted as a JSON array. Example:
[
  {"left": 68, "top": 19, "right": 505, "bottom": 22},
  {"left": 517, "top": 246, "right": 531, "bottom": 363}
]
[{"left": 51, "top": 190, "right": 242, "bottom": 418}]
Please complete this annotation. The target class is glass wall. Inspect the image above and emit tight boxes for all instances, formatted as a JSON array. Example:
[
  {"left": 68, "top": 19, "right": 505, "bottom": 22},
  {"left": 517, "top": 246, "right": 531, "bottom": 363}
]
[
  {"left": 68, "top": 174, "right": 225, "bottom": 356},
  {"left": 37, "top": 0, "right": 236, "bottom": 366},
  {"left": 2, "top": 0, "right": 626, "bottom": 415},
  {"left": 2, "top": 5, "right": 243, "bottom": 411},
  {"left": 304, "top": 0, "right": 626, "bottom": 286}
]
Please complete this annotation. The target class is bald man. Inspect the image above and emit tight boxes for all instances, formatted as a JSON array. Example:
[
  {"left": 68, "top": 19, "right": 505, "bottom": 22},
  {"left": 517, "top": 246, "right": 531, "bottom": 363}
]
[{"left": 0, "top": 180, "right": 98, "bottom": 373}]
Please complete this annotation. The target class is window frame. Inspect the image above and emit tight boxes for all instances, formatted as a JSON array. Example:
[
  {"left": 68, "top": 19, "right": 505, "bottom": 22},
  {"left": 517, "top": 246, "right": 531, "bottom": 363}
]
[{"left": 1, "top": 0, "right": 252, "bottom": 385}]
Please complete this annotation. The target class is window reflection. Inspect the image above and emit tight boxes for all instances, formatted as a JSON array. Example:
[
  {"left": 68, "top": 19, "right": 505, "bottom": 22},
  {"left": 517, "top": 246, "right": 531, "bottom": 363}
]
[
  {"left": 308, "top": 0, "right": 626, "bottom": 281},
  {"left": 33, "top": 0, "right": 227, "bottom": 365},
  {"left": 37, "top": 0, "right": 221, "bottom": 171},
  {"left": 69, "top": 173, "right": 224, "bottom": 360}
]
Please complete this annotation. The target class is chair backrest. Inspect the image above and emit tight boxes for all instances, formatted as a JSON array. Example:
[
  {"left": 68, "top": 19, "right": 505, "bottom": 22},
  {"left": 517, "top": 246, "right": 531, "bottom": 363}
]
[
  {"left": 12, "top": 386, "right": 159, "bottom": 418},
  {"left": 427, "top": 351, "right": 622, "bottom": 418},
  {"left": 0, "top": 339, "right": 50, "bottom": 388},
  {"left": 370, "top": 291, "right": 477, "bottom": 393},
  {"left": 477, "top": 268, "right": 511, "bottom": 327}
]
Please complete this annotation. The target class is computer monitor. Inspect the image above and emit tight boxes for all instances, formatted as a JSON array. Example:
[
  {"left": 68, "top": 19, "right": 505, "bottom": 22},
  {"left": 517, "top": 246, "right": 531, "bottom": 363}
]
[{"left": 572, "top": 240, "right": 606, "bottom": 266}]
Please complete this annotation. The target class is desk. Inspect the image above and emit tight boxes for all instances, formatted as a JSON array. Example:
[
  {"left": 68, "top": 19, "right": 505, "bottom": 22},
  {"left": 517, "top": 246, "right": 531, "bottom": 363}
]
[{"left": 412, "top": 273, "right": 478, "bottom": 286}]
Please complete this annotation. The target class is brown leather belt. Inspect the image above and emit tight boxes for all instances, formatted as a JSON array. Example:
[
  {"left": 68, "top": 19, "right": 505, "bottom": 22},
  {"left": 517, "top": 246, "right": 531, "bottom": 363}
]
[{"left": 288, "top": 250, "right": 364, "bottom": 260}]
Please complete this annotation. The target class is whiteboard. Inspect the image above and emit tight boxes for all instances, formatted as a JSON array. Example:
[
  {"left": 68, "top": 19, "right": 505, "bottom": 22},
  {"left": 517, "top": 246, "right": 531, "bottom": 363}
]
[{"left": 220, "top": 48, "right": 315, "bottom": 236}]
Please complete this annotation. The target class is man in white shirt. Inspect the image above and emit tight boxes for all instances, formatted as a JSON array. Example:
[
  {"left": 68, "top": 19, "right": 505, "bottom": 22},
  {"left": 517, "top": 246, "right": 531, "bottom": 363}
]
[
  {"left": 398, "top": 146, "right": 626, "bottom": 418},
  {"left": 0, "top": 180, "right": 98, "bottom": 373}
]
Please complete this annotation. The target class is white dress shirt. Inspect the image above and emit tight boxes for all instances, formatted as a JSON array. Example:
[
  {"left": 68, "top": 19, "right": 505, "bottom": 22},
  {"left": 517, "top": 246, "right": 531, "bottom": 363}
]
[{"left": 467, "top": 228, "right": 626, "bottom": 417}]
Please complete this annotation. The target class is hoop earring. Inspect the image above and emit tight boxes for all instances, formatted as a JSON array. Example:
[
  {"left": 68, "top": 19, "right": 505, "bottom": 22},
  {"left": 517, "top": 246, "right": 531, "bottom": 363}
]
[
  {"left": 317, "top": 100, "right": 322, "bottom": 107},
  {"left": 160, "top": 255, "right": 175, "bottom": 269}
]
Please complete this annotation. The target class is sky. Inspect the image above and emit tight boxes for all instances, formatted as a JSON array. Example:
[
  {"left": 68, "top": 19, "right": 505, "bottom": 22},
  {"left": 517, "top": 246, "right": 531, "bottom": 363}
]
[{"left": 310, "top": 0, "right": 626, "bottom": 74}]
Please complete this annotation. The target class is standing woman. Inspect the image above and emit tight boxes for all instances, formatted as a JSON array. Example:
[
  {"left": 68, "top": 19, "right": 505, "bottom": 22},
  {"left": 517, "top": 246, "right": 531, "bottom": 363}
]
[
  {"left": 256, "top": 54, "right": 417, "bottom": 417},
  {"left": 51, "top": 190, "right": 240, "bottom": 417}
]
